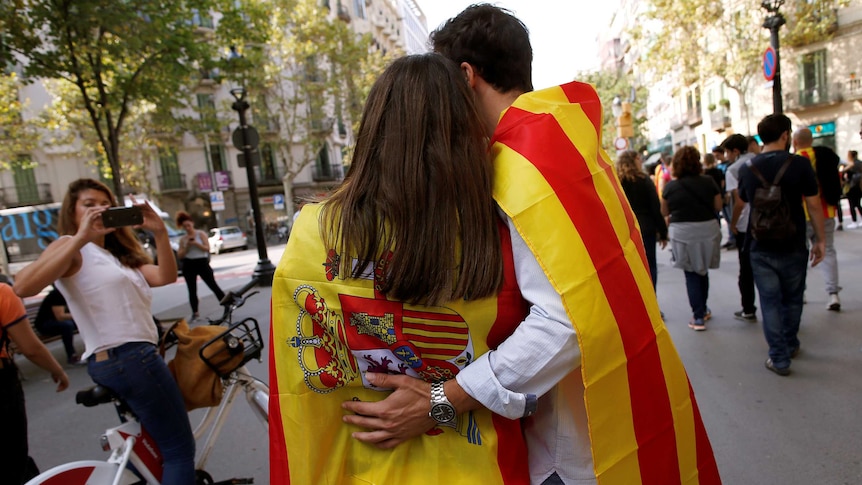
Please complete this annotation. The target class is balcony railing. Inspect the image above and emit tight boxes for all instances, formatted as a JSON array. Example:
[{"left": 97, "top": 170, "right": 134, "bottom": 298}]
[
  {"left": 0, "top": 183, "right": 53, "bottom": 208},
  {"left": 687, "top": 109, "right": 702, "bottom": 127},
  {"left": 785, "top": 83, "right": 843, "bottom": 110},
  {"left": 258, "top": 163, "right": 286, "bottom": 186},
  {"left": 846, "top": 78, "right": 862, "bottom": 100},
  {"left": 159, "top": 173, "right": 187, "bottom": 192},
  {"left": 312, "top": 163, "right": 345, "bottom": 182},
  {"left": 709, "top": 111, "right": 732, "bottom": 130}
]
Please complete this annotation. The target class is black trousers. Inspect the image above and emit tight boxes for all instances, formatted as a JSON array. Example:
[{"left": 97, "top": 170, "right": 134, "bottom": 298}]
[
  {"left": 181, "top": 258, "right": 226, "bottom": 314},
  {"left": 0, "top": 362, "right": 39, "bottom": 484},
  {"left": 735, "top": 232, "right": 757, "bottom": 314}
]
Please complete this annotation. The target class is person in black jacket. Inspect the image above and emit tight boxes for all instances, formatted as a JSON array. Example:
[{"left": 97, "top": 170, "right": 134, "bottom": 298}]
[
  {"left": 616, "top": 150, "right": 668, "bottom": 290},
  {"left": 792, "top": 128, "right": 842, "bottom": 311}
]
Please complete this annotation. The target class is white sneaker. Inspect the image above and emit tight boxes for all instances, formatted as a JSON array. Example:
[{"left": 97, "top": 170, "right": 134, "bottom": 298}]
[
  {"left": 827, "top": 293, "right": 841, "bottom": 312},
  {"left": 847, "top": 222, "right": 857, "bottom": 229}
]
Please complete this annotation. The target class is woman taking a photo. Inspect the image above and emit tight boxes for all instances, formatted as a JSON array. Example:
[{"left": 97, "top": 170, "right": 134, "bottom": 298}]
[
  {"left": 661, "top": 146, "right": 723, "bottom": 330},
  {"left": 13, "top": 179, "right": 194, "bottom": 484},
  {"left": 176, "top": 210, "right": 224, "bottom": 320}
]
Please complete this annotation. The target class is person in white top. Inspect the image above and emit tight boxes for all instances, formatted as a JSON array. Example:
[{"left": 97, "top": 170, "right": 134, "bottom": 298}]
[
  {"left": 176, "top": 210, "right": 225, "bottom": 320},
  {"left": 13, "top": 178, "right": 195, "bottom": 485}
]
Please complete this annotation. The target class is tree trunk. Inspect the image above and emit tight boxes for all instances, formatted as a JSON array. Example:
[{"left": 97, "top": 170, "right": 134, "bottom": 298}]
[
  {"left": 106, "top": 127, "right": 124, "bottom": 198},
  {"left": 282, "top": 171, "right": 296, "bottom": 231}
]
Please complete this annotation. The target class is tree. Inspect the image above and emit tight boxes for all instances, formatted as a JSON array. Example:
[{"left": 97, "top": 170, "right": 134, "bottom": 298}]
[
  {"left": 233, "top": 0, "right": 390, "bottom": 222},
  {"left": 0, "top": 72, "right": 40, "bottom": 171},
  {"left": 576, "top": 69, "right": 648, "bottom": 155},
  {"left": 635, "top": 0, "right": 849, "bottom": 132},
  {"left": 0, "top": 0, "right": 263, "bottom": 197}
]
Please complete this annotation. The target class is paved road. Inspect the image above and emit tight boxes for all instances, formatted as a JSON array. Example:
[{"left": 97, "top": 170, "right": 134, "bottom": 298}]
[{"left": 17, "top": 227, "right": 862, "bottom": 484}]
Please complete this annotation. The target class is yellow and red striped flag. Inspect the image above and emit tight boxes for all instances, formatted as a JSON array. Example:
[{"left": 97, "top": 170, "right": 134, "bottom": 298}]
[{"left": 491, "top": 81, "right": 721, "bottom": 484}]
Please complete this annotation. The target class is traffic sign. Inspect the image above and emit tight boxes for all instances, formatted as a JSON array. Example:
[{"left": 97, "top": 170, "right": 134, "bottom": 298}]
[
  {"left": 614, "top": 137, "right": 629, "bottom": 151},
  {"left": 763, "top": 46, "right": 777, "bottom": 81},
  {"left": 232, "top": 125, "right": 260, "bottom": 150},
  {"left": 273, "top": 194, "right": 285, "bottom": 210}
]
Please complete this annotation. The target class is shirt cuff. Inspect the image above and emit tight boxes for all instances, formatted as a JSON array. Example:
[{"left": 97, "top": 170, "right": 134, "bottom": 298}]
[{"left": 456, "top": 351, "right": 528, "bottom": 420}]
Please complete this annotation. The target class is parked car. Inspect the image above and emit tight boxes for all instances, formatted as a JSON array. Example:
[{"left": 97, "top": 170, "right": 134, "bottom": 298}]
[{"left": 208, "top": 226, "right": 248, "bottom": 255}]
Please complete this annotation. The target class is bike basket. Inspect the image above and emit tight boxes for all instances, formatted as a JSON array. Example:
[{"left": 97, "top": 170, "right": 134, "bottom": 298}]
[{"left": 199, "top": 317, "right": 264, "bottom": 378}]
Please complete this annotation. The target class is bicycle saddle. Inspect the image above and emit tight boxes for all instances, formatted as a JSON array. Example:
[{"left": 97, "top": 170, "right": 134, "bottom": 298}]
[{"left": 76, "top": 385, "right": 118, "bottom": 407}]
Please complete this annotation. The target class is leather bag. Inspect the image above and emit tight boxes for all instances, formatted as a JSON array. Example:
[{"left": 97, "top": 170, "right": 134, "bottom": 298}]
[{"left": 159, "top": 319, "right": 226, "bottom": 411}]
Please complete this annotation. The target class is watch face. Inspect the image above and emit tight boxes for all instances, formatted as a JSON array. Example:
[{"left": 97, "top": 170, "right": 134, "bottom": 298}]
[{"left": 430, "top": 402, "right": 456, "bottom": 423}]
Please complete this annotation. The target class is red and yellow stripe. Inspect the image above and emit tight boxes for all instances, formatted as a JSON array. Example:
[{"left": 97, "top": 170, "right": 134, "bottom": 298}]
[{"left": 491, "top": 81, "right": 720, "bottom": 484}]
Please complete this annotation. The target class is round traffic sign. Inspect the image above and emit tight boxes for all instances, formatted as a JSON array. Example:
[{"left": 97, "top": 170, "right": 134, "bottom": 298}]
[
  {"left": 232, "top": 126, "right": 260, "bottom": 150},
  {"left": 763, "top": 46, "right": 777, "bottom": 81},
  {"left": 614, "top": 137, "right": 629, "bottom": 151}
]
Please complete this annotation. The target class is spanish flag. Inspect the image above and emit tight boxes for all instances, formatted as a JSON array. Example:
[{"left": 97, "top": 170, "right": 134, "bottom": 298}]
[{"left": 491, "top": 82, "right": 721, "bottom": 484}]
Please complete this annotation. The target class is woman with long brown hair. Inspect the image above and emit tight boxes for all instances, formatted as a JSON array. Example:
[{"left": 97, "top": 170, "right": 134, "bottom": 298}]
[
  {"left": 13, "top": 179, "right": 194, "bottom": 484},
  {"left": 616, "top": 150, "right": 668, "bottom": 290},
  {"left": 270, "top": 54, "right": 532, "bottom": 483}
]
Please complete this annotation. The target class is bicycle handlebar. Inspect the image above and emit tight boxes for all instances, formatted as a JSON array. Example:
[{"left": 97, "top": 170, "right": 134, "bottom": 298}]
[{"left": 209, "top": 277, "right": 261, "bottom": 326}]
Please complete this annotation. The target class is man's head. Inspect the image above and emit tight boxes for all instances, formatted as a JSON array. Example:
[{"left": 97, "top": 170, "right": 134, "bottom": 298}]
[
  {"left": 721, "top": 134, "right": 747, "bottom": 163},
  {"left": 711, "top": 146, "right": 725, "bottom": 162},
  {"left": 757, "top": 113, "right": 793, "bottom": 150},
  {"left": 746, "top": 135, "right": 761, "bottom": 154},
  {"left": 430, "top": 4, "right": 533, "bottom": 95},
  {"left": 792, "top": 127, "right": 814, "bottom": 151},
  {"left": 849, "top": 150, "right": 858, "bottom": 162}
]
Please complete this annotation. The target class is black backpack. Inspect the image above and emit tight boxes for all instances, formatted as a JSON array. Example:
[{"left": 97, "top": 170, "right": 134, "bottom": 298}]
[{"left": 747, "top": 157, "right": 796, "bottom": 243}]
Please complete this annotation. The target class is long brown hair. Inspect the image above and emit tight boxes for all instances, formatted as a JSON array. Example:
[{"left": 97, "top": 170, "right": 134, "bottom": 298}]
[
  {"left": 59, "top": 178, "right": 151, "bottom": 268},
  {"left": 615, "top": 150, "right": 646, "bottom": 183},
  {"left": 321, "top": 54, "right": 502, "bottom": 306}
]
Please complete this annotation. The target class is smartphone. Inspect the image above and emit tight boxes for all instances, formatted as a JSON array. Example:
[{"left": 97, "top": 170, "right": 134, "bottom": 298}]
[{"left": 102, "top": 206, "right": 143, "bottom": 228}]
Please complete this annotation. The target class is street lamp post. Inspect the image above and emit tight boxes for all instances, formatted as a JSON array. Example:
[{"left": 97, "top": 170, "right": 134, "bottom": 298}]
[
  {"left": 230, "top": 87, "right": 276, "bottom": 286},
  {"left": 762, "top": 0, "right": 786, "bottom": 114}
]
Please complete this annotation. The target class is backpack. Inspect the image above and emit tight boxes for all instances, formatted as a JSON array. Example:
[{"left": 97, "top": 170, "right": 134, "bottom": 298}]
[{"left": 746, "top": 157, "right": 796, "bottom": 243}]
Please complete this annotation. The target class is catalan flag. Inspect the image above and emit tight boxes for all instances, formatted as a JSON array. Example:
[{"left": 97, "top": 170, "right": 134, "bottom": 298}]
[{"left": 491, "top": 81, "right": 721, "bottom": 484}]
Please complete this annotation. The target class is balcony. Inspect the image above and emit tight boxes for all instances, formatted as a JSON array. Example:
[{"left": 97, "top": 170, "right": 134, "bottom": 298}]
[
  {"left": 670, "top": 113, "right": 687, "bottom": 131},
  {"left": 337, "top": 2, "right": 351, "bottom": 22},
  {"left": 310, "top": 117, "right": 334, "bottom": 134},
  {"left": 0, "top": 183, "right": 53, "bottom": 208},
  {"left": 312, "top": 163, "right": 344, "bottom": 182},
  {"left": 258, "top": 162, "right": 285, "bottom": 187},
  {"left": 845, "top": 78, "right": 862, "bottom": 100},
  {"left": 785, "top": 83, "right": 843, "bottom": 111},
  {"left": 158, "top": 173, "right": 188, "bottom": 192},
  {"left": 709, "top": 111, "right": 732, "bottom": 132},
  {"left": 687, "top": 109, "right": 702, "bottom": 128}
]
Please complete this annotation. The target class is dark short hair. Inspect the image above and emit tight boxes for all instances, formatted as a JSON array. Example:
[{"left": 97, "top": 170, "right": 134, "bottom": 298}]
[
  {"left": 757, "top": 113, "right": 792, "bottom": 144},
  {"left": 851, "top": 150, "right": 859, "bottom": 158},
  {"left": 430, "top": 4, "right": 533, "bottom": 93},
  {"left": 721, "top": 134, "right": 748, "bottom": 153},
  {"left": 671, "top": 146, "right": 702, "bottom": 178},
  {"left": 711, "top": 146, "right": 723, "bottom": 154}
]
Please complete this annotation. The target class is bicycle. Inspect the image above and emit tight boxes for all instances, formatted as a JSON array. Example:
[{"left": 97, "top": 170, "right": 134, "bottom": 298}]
[{"left": 25, "top": 277, "right": 269, "bottom": 485}]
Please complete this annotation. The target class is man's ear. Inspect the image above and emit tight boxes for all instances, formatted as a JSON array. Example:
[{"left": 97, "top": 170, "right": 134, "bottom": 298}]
[{"left": 461, "top": 62, "right": 477, "bottom": 88}]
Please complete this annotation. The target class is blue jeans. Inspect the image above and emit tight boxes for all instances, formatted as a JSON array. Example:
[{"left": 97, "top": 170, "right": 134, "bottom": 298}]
[
  {"left": 750, "top": 250, "right": 808, "bottom": 369},
  {"left": 87, "top": 342, "right": 195, "bottom": 485},
  {"left": 684, "top": 271, "right": 709, "bottom": 320}
]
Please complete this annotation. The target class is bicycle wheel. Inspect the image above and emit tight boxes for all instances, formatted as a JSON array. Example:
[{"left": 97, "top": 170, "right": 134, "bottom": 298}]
[{"left": 25, "top": 460, "right": 139, "bottom": 485}]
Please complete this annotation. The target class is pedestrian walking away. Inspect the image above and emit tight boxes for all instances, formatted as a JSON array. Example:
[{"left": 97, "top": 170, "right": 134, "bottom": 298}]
[
  {"left": 661, "top": 146, "right": 723, "bottom": 331},
  {"left": 737, "top": 115, "right": 825, "bottom": 377},
  {"left": 792, "top": 128, "right": 843, "bottom": 311}
]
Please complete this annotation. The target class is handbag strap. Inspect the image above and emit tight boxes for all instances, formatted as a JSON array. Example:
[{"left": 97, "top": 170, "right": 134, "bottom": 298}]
[{"left": 159, "top": 319, "right": 183, "bottom": 358}]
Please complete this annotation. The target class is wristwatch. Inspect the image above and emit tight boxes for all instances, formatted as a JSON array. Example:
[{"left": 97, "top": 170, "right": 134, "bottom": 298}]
[{"left": 429, "top": 382, "right": 456, "bottom": 427}]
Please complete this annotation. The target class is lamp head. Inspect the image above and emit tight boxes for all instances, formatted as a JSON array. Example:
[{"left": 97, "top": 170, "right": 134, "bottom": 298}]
[
  {"left": 761, "top": 0, "right": 784, "bottom": 14},
  {"left": 611, "top": 96, "right": 623, "bottom": 117},
  {"left": 230, "top": 87, "right": 246, "bottom": 102}
]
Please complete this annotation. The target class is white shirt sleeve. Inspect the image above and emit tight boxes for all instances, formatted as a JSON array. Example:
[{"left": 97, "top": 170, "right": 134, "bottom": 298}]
[
  {"left": 455, "top": 214, "right": 581, "bottom": 420},
  {"left": 725, "top": 164, "right": 739, "bottom": 193}
]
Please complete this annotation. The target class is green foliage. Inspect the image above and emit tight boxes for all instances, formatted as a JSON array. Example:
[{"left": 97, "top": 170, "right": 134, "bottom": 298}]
[
  {"left": 783, "top": 0, "right": 848, "bottom": 47},
  {"left": 0, "top": 0, "right": 262, "bottom": 196},
  {"left": 0, "top": 72, "right": 40, "bottom": 170},
  {"left": 576, "top": 69, "right": 648, "bottom": 154}
]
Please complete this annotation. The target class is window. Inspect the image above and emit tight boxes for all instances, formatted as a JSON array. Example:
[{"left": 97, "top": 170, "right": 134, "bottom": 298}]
[
  {"left": 353, "top": 0, "right": 366, "bottom": 19},
  {"left": 210, "top": 144, "right": 226, "bottom": 172},
  {"left": 260, "top": 143, "right": 277, "bottom": 181},
  {"left": 159, "top": 147, "right": 183, "bottom": 189},
  {"left": 799, "top": 49, "right": 827, "bottom": 105},
  {"left": 12, "top": 157, "right": 39, "bottom": 205}
]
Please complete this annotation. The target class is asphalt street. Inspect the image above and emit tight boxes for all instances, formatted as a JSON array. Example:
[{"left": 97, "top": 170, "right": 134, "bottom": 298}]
[{"left": 15, "top": 225, "right": 862, "bottom": 484}]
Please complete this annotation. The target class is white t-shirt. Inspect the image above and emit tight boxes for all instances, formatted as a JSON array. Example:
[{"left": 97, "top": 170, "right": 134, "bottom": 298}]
[
  {"left": 725, "top": 153, "right": 754, "bottom": 232},
  {"left": 56, "top": 241, "right": 156, "bottom": 359}
]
